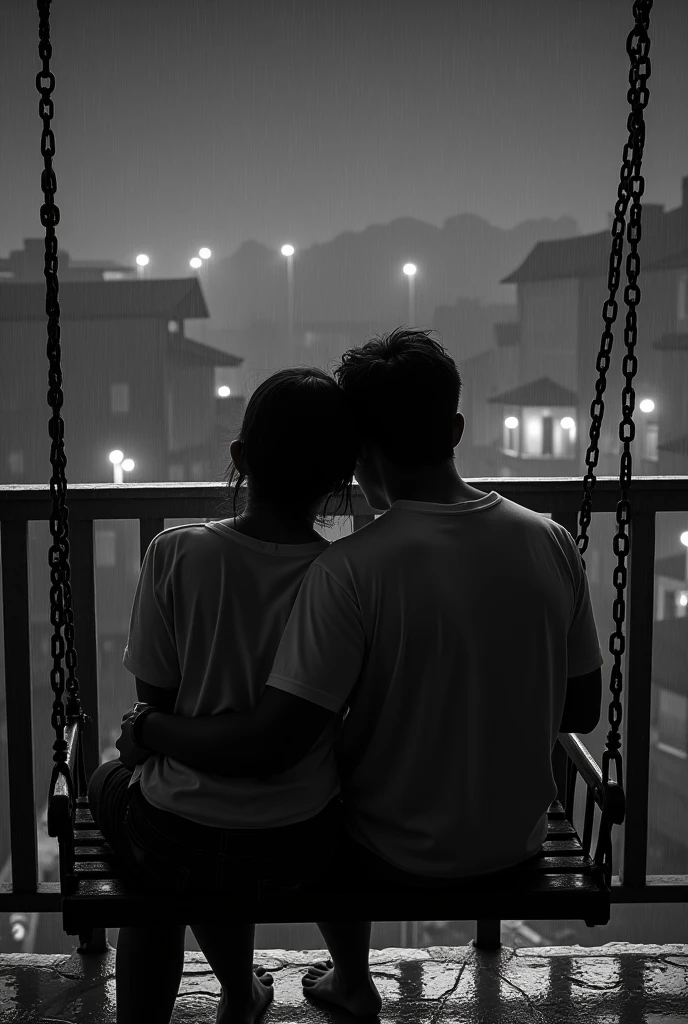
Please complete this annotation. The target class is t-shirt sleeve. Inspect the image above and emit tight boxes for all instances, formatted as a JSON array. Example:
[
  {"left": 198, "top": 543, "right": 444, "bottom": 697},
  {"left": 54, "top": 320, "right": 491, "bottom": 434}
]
[
  {"left": 122, "top": 537, "right": 181, "bottom": 689},
  {"left": 266, "top": 561, "right": 364, "bottom": 713},
  {"left": 566, "top": 539, "right": 604, "bottom": 678}
]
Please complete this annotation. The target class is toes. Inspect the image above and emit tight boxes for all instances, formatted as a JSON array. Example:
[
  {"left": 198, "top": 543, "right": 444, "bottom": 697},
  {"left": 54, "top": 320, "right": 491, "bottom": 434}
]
[
  {"left": 254, "top": 966, "right": 266, "bottom": 976},
  {"left": 261, "top": 973, "right": 274, "bottom": 986}
]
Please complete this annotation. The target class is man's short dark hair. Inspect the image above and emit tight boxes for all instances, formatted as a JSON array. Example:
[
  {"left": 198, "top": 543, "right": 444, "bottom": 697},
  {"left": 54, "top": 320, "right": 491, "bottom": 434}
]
[{"left": 334, "top": 328, "right": 462, "bottom": 469}]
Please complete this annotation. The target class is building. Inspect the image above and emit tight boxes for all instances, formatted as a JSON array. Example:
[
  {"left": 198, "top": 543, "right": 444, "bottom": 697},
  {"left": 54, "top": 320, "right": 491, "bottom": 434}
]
[{"left": 494, "top": 177, "right": 688, "bottom": 477}]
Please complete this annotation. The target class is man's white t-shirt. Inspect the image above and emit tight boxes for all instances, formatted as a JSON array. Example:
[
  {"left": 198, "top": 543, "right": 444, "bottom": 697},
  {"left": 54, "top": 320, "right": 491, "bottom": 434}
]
[
  {"left": 266, "top": 492, "right": 604, "bottom": 878},
  {"left": 123, "top": 521, "right": 341, "bottom": 829}
]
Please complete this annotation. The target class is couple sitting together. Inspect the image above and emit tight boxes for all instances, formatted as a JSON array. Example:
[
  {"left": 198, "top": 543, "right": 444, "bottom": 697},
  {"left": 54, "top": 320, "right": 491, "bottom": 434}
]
[{"left": 89, "top": 328, "right": 604, "bottom": 1024}]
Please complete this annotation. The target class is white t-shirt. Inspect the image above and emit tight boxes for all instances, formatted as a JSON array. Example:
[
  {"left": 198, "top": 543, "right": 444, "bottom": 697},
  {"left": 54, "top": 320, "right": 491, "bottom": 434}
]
[
  {"left": 122, "top": 521, "right": 341, "bottom": 829},
  {"left": 266, "top": 492, "right": 604, "bottom": 877}
]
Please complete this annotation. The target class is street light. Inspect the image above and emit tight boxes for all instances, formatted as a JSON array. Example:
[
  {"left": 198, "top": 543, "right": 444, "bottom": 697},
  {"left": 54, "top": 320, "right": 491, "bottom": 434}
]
[
  {"left": 639, "top": 398, "right": 655, "bottom": 413},
  {"left": 199, "top": 247, "right": 212, "bottom": 260},
  {"left": 560, "top": 417, "right": 575, "bottom": 430},
  {"left": 109, "top": 449, "right": 135, "bottom": 484},
  {"left": 504, "top": 416, "right": 519, "bottom": 430},
  {"left": 135, "top": 254, "right": 149, "bottom": 280},
  {"left": 190, "top": 257, "right": 203, "bottom": 270},
  {"left": 281, "top": 244, "right": 295, "bottom": 338},
  {"left": 403, "top": 263, "right": 417, "bottom": 324},
  {"left": 217, "top": 385, "right": 231, "bottom": 397}
]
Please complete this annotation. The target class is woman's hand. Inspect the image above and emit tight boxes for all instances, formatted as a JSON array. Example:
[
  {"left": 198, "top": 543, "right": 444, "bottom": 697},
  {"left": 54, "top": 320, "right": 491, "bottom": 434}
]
[{"left": 116, "top": 708, "right": 151, "bottom": 769}]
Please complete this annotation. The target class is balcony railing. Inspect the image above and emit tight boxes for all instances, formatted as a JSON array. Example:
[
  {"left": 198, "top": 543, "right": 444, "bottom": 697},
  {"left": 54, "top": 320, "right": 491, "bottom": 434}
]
[{"left": 1, "top": 477, "right": 688, "bottom": 912}]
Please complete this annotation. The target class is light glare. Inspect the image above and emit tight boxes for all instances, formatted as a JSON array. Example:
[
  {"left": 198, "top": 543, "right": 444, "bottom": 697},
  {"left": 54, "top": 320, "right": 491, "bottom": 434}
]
[
  {"left": 108, "top": 449, "right": 124, "bottom": 465},
  {"left": 504, "top": 416, "right": 519, "bottom": 430},
  {"left": 281, "top": 244, "right": 295, "bottom": 257},
  {"left": 560, "top": 417, "right": 575, "bottom": 430},
  {"left": 639, "top": 398, "right": 655, "bottom": 413},
  {"left": 217, "top": 385, "right": 231, "bottom": 397},
  {"left": 681, "top": 531, "right": 688, "bottom": 548},
  {"left": 121, "top": 458, "right": 135, "bottom": 472},
  {"left": 680, "top": 593, "right": 688, "bottom": 608},
  {"left": 199, "top": 247, "right": 212, "bottom": 259},
  {"left": 190, "top": 257, "right": 203, "bottom": 269},
  {"left": 135, "top": 254, "right": 149, "bottom": 267},
  {"left": 403, "top": 263, "right": 417, "bottom": 276}
]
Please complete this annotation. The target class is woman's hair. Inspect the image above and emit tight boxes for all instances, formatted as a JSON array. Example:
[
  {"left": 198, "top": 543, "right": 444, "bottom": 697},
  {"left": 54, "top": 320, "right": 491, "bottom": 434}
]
[
  {"left": 334, "top": 327, "right": 462, "bottom": 469},
  {"left": 224, "top": 367, "right": 359, "bottom": 523}
]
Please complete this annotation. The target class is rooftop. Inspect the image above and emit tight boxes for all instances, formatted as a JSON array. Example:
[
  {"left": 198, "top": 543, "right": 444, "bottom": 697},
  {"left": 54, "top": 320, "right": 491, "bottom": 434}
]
[
  {"left": 487, "top": 376, "right": 578, "bottom": 406},
  {"left": 2, "top": 943, "right": 687, "bottom": 1022},
  {"left": 0, "top": 277, "right": 208, "bottom": 321},
  {"left": 502, "top": 179, "right": 688, "bottom": 284}
]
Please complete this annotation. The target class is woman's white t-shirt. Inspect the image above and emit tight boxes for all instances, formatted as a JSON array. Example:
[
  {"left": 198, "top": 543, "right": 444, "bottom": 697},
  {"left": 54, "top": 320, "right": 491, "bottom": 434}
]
[{"left": 122, "top": 521, "right": 340, "bottom": 829}]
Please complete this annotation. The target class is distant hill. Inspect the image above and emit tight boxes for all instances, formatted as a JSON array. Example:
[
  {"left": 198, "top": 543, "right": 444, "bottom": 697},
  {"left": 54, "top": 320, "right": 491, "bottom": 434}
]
[{"left": 203, "top": 212, "right": 579, "bottom": 330}]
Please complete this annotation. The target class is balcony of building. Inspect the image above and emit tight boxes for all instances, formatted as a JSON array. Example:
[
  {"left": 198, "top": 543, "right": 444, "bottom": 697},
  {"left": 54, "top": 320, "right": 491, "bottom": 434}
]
[{"left": 1, "top": 479, "right": 687, "bottom": 1020}]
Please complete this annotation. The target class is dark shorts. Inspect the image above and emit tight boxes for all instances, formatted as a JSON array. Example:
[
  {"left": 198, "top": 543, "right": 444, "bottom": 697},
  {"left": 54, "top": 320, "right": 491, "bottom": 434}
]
[{"left": 88, "top": 760, "right": 344, "bottom": 894}]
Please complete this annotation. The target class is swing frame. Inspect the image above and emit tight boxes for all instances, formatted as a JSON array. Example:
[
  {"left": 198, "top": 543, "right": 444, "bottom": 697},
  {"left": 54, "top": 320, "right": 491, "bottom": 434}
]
[{"left": 18, "top": 0, "right": 660, "bottom": 951}]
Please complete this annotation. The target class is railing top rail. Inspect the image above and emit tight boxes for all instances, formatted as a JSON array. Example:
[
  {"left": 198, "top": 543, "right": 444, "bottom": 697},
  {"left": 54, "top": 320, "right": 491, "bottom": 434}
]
[{"left": 2, "top": 477, "right": 688, "bottom": 520}]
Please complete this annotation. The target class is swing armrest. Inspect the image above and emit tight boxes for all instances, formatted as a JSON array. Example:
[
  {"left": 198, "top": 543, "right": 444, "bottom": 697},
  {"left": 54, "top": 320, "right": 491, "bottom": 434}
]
[{"left": 557, "top": 732, "right": 625, "bottom": 825}]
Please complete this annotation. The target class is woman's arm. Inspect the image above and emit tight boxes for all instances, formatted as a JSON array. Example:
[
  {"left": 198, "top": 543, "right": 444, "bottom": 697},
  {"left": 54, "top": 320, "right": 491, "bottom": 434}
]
[{"left": 136, "top": 687, "right": 335, "bottom": 777}]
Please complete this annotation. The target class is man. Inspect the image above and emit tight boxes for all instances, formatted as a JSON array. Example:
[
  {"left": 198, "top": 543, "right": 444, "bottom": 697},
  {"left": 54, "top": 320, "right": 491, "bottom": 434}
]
[{"left": 118, "top": 328, "right": 603, "bottom": 1016}]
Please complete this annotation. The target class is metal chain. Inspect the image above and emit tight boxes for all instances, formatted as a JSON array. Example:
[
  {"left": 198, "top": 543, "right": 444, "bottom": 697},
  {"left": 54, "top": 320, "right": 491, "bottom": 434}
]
[
  {"left": 37, "top": 0, "right": 82, "bottom": 769},
  {"left": 576, "top": 0, "right": 652, "bottom": 793}
]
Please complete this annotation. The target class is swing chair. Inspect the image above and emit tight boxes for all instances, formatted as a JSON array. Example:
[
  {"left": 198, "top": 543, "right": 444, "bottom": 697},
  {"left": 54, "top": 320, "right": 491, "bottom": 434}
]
[{"left": 39, "top": 0, "right": 651, "bottom": 952}]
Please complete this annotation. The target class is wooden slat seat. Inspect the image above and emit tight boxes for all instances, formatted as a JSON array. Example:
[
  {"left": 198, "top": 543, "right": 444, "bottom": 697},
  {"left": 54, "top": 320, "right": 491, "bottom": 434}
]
[{"left": 60, "top": 798, "right": 611, "bottom": 935}]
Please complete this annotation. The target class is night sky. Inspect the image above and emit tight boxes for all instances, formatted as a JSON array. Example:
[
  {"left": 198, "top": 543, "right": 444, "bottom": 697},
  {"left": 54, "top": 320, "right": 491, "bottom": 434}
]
[{"left": 2, "top": 0, "right": 687, "bottom": 277}]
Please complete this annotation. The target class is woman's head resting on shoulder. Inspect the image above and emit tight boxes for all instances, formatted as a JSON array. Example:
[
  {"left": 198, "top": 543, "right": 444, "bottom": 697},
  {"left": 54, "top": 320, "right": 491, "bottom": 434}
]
[{"left": 226, "top": 367, "right": 360, "bottom": 526}]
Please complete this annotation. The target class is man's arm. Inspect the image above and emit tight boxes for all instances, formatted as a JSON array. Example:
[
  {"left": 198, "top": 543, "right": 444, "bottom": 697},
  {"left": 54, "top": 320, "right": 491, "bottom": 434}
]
[
  {"left": 137, "top": 686, "right": 336, "bottom": 777},
  {"left": 559, "top": 666, "right": 602, "bottom": 735},
  {"left": 136, "top": 678, "right": 177, "bottom": 713}
]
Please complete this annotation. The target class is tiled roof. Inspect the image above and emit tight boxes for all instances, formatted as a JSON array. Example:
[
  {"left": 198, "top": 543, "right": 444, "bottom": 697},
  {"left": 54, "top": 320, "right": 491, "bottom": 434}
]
[
  {"left": 502, "top": 203, "right": 688, "bottom": 284},
  {"left": 487, "top": 376, "right": 578, "bottom": 406},
  {"left": 0, "top": 277, "right": 208, "bottom": 321},
  {"left": 170, "top": 335, "right": 242, "bottom": 367},
  {"left": 653, "top": 333, "right": 688, "bottom": 351}
]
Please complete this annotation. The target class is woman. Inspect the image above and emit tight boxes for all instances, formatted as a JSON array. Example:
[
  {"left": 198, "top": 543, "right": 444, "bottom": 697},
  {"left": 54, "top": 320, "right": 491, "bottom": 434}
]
[{"left": 88, "top": 367, "right": 359, "bottom": 1024}]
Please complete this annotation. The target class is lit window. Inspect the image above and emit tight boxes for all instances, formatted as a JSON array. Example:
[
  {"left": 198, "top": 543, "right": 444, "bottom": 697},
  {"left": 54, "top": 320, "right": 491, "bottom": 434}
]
[
  {"left": 8, "top": 451, "right": 24, "bottom": 475},
  {"left": 110, "top": 382, "right": 130, "bottom": 414},
  {"left": 656, "top": 688, "right": 688, "bottom": 758},
  {"left": 678, "top": 272, "right": 688, "bottom": 324},
  {"left": 645, "top": 422, "right": 659, "bottom": 462},
  {"left": 95, "top": 529, "right": 116, "bottom": 568}
]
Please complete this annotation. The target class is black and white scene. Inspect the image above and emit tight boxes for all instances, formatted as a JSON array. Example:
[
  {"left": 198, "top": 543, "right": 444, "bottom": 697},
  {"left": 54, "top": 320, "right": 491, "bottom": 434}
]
[{"left": 1, "top": 1, "right": 688, "bottom": 1021}]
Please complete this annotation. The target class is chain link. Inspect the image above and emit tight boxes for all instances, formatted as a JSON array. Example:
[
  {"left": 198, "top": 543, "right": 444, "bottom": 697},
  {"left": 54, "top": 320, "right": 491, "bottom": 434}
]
[
  {"left": 576, "top": 0, "right": 652, "bottom": 795},
  {"left": 37, "top": 0, "right": 83, "bottom": 767}
]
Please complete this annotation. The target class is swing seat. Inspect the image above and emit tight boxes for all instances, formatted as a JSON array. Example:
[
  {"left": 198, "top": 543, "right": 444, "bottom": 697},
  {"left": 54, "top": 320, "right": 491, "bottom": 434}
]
[{"left": 49, "top": 719, "right": 620, "bottom": 945}]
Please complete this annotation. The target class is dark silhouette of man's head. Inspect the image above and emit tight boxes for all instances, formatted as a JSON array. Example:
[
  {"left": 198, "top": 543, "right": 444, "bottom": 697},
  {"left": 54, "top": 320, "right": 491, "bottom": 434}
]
[{"left": 335, "top": 328, "right": 466, "bottom": 510}]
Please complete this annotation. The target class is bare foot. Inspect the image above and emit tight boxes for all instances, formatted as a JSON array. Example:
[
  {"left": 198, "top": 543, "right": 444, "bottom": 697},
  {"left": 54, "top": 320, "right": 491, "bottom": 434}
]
[
  {"left": 302, "top": 959, "right": 382, "bottom": 1017},
  {"left": 216, "top": 966, "right": 274, "bottom": 1024}
]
